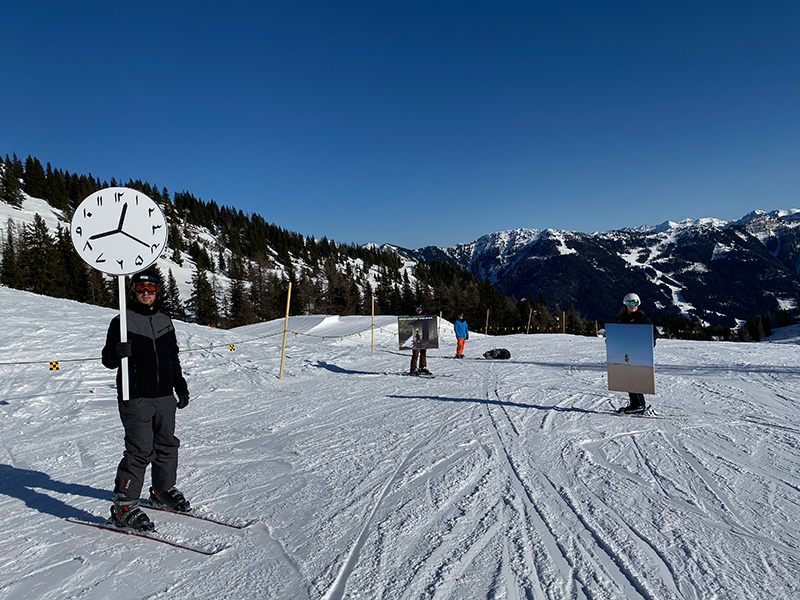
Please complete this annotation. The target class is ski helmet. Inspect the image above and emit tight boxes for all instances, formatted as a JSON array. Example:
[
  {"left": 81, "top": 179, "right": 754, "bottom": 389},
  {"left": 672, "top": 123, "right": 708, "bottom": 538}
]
[
  {"left": 130, "top": 268, "right": 163, "bottom": 295},
  {"left": 622, "top": 293, "right": 640, "bottom": 308}
]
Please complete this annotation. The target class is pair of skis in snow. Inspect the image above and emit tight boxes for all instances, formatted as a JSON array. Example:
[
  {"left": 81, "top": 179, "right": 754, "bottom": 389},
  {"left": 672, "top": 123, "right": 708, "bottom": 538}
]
[
  {"left": 565, "top": 402, "right": 688, "bottom": 420},
  {"left": 67, "top": 500, "right": 257, "bottom": 555},
  {"left": 407, "top": 371, "right": 455, "bottom": 378},
  {"left": 604, "top": 400, "right": 688, "bottom": 420}
]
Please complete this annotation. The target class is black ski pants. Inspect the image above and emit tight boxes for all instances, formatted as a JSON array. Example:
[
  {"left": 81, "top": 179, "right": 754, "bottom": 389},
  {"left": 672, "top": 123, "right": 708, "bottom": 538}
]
[
  {"left": 114, "top": 394, "right": 180, "bottom": 500},
  {"left": 627, "top": 392, "right": 646, "bottom": 409}
]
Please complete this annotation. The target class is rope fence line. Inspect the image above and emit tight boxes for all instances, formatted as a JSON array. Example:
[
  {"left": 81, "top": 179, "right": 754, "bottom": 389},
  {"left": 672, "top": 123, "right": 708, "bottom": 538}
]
[
  {"left": 0, "top": 322, "right": 569, "bottom": 368},
  {"left": 0, "top": 325, "right": 404, "bottom": 368}
]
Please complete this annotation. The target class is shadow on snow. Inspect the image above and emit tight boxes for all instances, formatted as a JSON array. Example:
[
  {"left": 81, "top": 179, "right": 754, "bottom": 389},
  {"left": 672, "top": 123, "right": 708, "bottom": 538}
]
[{"left": 0, "top": 463, "right": 109, "bottom": 521}]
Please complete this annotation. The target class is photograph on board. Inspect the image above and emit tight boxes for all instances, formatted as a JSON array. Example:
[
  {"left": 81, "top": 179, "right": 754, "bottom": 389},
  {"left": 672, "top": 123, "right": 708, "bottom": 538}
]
[{"left": 606, "top": 323, "right": 655, "bottom": 395}]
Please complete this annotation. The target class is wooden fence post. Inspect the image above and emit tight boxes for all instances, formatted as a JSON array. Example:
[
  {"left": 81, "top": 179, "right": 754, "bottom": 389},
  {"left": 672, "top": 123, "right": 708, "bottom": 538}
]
[{"left": 279, "top": 282, "right": 292, "bottom": 379}]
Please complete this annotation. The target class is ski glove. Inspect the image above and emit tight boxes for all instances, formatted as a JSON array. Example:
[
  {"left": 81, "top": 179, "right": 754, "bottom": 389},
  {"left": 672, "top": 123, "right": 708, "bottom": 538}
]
[
  {"left": 177, "top": 392, "right": 190, "bottom": 409},
  {"left": 115, "top": 341, "right": 133, "bottom": 359}
]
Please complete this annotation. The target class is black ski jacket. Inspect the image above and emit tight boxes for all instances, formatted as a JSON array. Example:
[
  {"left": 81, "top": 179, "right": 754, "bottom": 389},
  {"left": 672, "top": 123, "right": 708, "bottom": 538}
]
[
  {"left": 102, "top": 302, "right": 188, "bottom": 401},
  {"left": 614, "top": 308, "right": 657, "bottom": 346}
]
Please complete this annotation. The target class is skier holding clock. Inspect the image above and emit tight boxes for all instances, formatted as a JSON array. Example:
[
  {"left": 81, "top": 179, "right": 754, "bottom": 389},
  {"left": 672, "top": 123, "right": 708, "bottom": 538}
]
[{"left": 101, "top": 268, "right": 191, "bottom": 530}]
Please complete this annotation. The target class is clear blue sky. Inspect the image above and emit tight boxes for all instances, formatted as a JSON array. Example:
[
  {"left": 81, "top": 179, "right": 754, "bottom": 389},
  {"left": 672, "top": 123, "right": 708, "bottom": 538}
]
[{"left": 3, "top": 1, "right": 798, "bottom": 248}]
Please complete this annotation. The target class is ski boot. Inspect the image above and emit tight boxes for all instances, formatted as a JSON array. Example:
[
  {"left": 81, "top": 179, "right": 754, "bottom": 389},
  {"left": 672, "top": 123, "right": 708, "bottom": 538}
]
[
  {"left": 418, "top": 368, "right": 433, "bottom": 376},
  {"left": 617, "top": 403, "right": 646, "bottom": 415},
  {"left": 110, "top": 495, "right": 154, "bottom": 531},
  {"left": 149, "top": 486, "right": 191, "bottom": 512}
]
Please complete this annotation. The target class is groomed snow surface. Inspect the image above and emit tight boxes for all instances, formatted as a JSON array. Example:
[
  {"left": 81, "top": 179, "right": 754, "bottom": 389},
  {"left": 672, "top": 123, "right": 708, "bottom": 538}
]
[{"left": 1, "top": 286, "right": 799, "bottom": 600}]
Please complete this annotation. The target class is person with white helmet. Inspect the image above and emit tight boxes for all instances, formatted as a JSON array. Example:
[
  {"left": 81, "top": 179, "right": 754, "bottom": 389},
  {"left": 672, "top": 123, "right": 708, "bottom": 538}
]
[{"left": 614, "top": 293, "right": 656, "bottom": 413}]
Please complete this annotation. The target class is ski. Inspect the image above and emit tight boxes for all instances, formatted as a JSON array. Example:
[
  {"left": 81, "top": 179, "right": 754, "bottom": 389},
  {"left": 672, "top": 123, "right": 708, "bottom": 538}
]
[
  {"left": 604, "top": 402, "right": 688, "bottom": 420},
  {"left": 647, "top": 408, "right": 689, "bottom": 419},
  {"left": 66, "top": 517, "right": 230, "bottom": 555},
  {"left": 140, "top": 501, "right": 257, "bottom": 529},
  {"left": 406, "top": 372, "right": 453, "bottom": 378}
]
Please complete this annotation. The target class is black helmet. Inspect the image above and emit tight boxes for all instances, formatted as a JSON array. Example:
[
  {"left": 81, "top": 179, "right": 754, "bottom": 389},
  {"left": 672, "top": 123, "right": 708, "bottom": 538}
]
[{"left": 130, "top": 268, "right": 163, "bottom": 294}]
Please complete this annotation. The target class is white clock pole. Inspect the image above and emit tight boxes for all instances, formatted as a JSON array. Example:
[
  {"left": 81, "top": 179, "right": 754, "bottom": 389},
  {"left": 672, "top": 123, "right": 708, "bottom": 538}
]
[
  {"left": 70, "top": 187, "right": 168, "bottom": 404},
  {"left": 118, "top": 276, "right": 130, "bottom": 401}
]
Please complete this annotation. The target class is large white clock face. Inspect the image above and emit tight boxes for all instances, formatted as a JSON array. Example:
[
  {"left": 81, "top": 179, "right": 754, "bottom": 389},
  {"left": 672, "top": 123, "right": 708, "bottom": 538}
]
[{"left": 70, "top": 187, "right": 168, "bottom": 276}]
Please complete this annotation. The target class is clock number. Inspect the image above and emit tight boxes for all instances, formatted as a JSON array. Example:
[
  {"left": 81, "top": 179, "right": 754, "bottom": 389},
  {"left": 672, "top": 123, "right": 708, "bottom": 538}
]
[
  {"left": 152, "top": 224, "right": 163, "bottom": 234},
  {"left": 83, "top": 240, "right": 93, "bottom": 252},
  {"left": 95, "top": 253, "right": 106, "bottom": 264},
  {"left": 82, "top": 208, "right": 92, "bottom": 218},
  {"left": 116, "top": 259, "right": 124, "bottom": 269},
  {"left": 75, "top": 226, "right": 83, "bottom": 237},
  {"left": 114, "top": 191, "right": 125, "bottom": 203},
  {"left": 150, "top": 242, "right": 161, "bottom": 255},
  {"left": 135, "top": 255, "right": 144, "bottom": 267},
  {"left": 96, "top": 195, "right": 103, "bottom": 207}
]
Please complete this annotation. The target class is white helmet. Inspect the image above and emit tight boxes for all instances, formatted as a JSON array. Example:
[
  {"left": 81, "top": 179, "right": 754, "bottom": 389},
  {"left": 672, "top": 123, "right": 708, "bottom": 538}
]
[{"left": 623, "top": 293, "right": 640, "bottom": 307}]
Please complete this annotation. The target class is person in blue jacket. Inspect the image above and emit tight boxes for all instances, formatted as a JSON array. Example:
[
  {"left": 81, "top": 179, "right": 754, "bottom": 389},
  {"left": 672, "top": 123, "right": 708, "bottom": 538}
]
[{"left": 454, "top": 312, "right": 469, "bottom": 358}]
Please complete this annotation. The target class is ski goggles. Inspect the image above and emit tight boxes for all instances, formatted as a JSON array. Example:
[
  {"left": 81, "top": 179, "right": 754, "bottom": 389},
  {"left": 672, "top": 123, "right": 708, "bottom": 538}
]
[
  {"left": 132, "top": 281, "right": 160, "bottom": 294},
  {"left": 624, "top": 299, "right": 640, "bottom": 307}
]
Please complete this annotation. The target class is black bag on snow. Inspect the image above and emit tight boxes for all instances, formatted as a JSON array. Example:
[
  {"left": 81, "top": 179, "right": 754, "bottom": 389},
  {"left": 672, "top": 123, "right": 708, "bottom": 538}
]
[{"left": 483, "top": 348, "right": 511, "bottom": 360}]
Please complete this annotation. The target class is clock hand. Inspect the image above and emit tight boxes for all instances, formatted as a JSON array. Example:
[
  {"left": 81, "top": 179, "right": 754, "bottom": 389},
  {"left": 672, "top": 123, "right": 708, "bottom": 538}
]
[
  {"left": 116, "top": 203, "right": 129, "bottom": 230},
  {"left": 88, "top": 229, "right": 120, "bottom": 240},
  {"left": 120, "top": 230, "right": 151, "bottom": 248},
  {"left": 89, "top": 203, "right": 129, "bottom": 240}
]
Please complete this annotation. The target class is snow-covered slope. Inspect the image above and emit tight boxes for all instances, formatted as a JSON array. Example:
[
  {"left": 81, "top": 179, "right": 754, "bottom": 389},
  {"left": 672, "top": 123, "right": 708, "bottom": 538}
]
[{"left": 1, "top": 285, "right": 799, "bottom": 599}]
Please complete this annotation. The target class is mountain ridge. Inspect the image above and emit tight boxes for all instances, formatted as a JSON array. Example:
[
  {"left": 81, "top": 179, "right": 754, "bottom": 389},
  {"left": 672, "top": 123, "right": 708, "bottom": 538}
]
[
  {"left": 405, "top": 208, "right": 800, "bottom": 325},
  {"left": 3, "top": 178, "right": 798, "bottom": 329}
]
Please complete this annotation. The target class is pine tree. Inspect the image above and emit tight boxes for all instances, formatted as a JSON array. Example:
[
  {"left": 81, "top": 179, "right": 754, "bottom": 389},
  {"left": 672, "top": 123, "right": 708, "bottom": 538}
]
[
  {"left": 162, "top": 269, "right": 186, "bottom": 320},
  {"left": 247, "top": 260, "right": 267, "bottom": 320},
  {"left": 45, "top": 164, "right": 69, "bottom": 211},
  {"left": 53, "top": 223, "right": 89, "bottom": 300},
  {"left": 1, "top": 158, "right": 24, "bottom": 208},
  {"left": 86, "top": 269, "right": 115, "bottom": 308},
  {"left": 227, "top": 277, "right": 258, "bottom": 327},
  {"left": 762, "top": 311, "right": 772, "bottom": 338},
  {"left": 9, "top": 153, "right": 24, "bottom": 181},
  {"left": 18, "top": 214, "right": 56, "bottom": 295},
  {"left": 217, "top": 249, "right": 226, "bottom": 274},
  {"left": 188, "top": 268, "right": 219, "bottom": 326},
  {"left": 1, "top": 219, "right": 24, "bottom": 288},
  {"left": 23, "top": 156, "right": 47, "bottom": 198}
]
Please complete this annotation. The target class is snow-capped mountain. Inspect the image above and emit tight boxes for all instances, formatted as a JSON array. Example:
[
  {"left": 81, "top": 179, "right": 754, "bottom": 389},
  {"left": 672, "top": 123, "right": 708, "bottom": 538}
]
[
  {"left": 4, "top": 186, "right": 799, "bottom": 328},
  {"left": 409, "top": 210, "right": 800, "bottom": 325}
]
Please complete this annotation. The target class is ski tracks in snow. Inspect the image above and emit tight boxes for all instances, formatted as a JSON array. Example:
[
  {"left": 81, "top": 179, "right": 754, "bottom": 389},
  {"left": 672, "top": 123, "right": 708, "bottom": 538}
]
[
  {"left": 321, "top": 414, "right": 472, "bottom": 600},
  {"left": 478, "top": 363, "right": 690, "bottom": 600}
]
